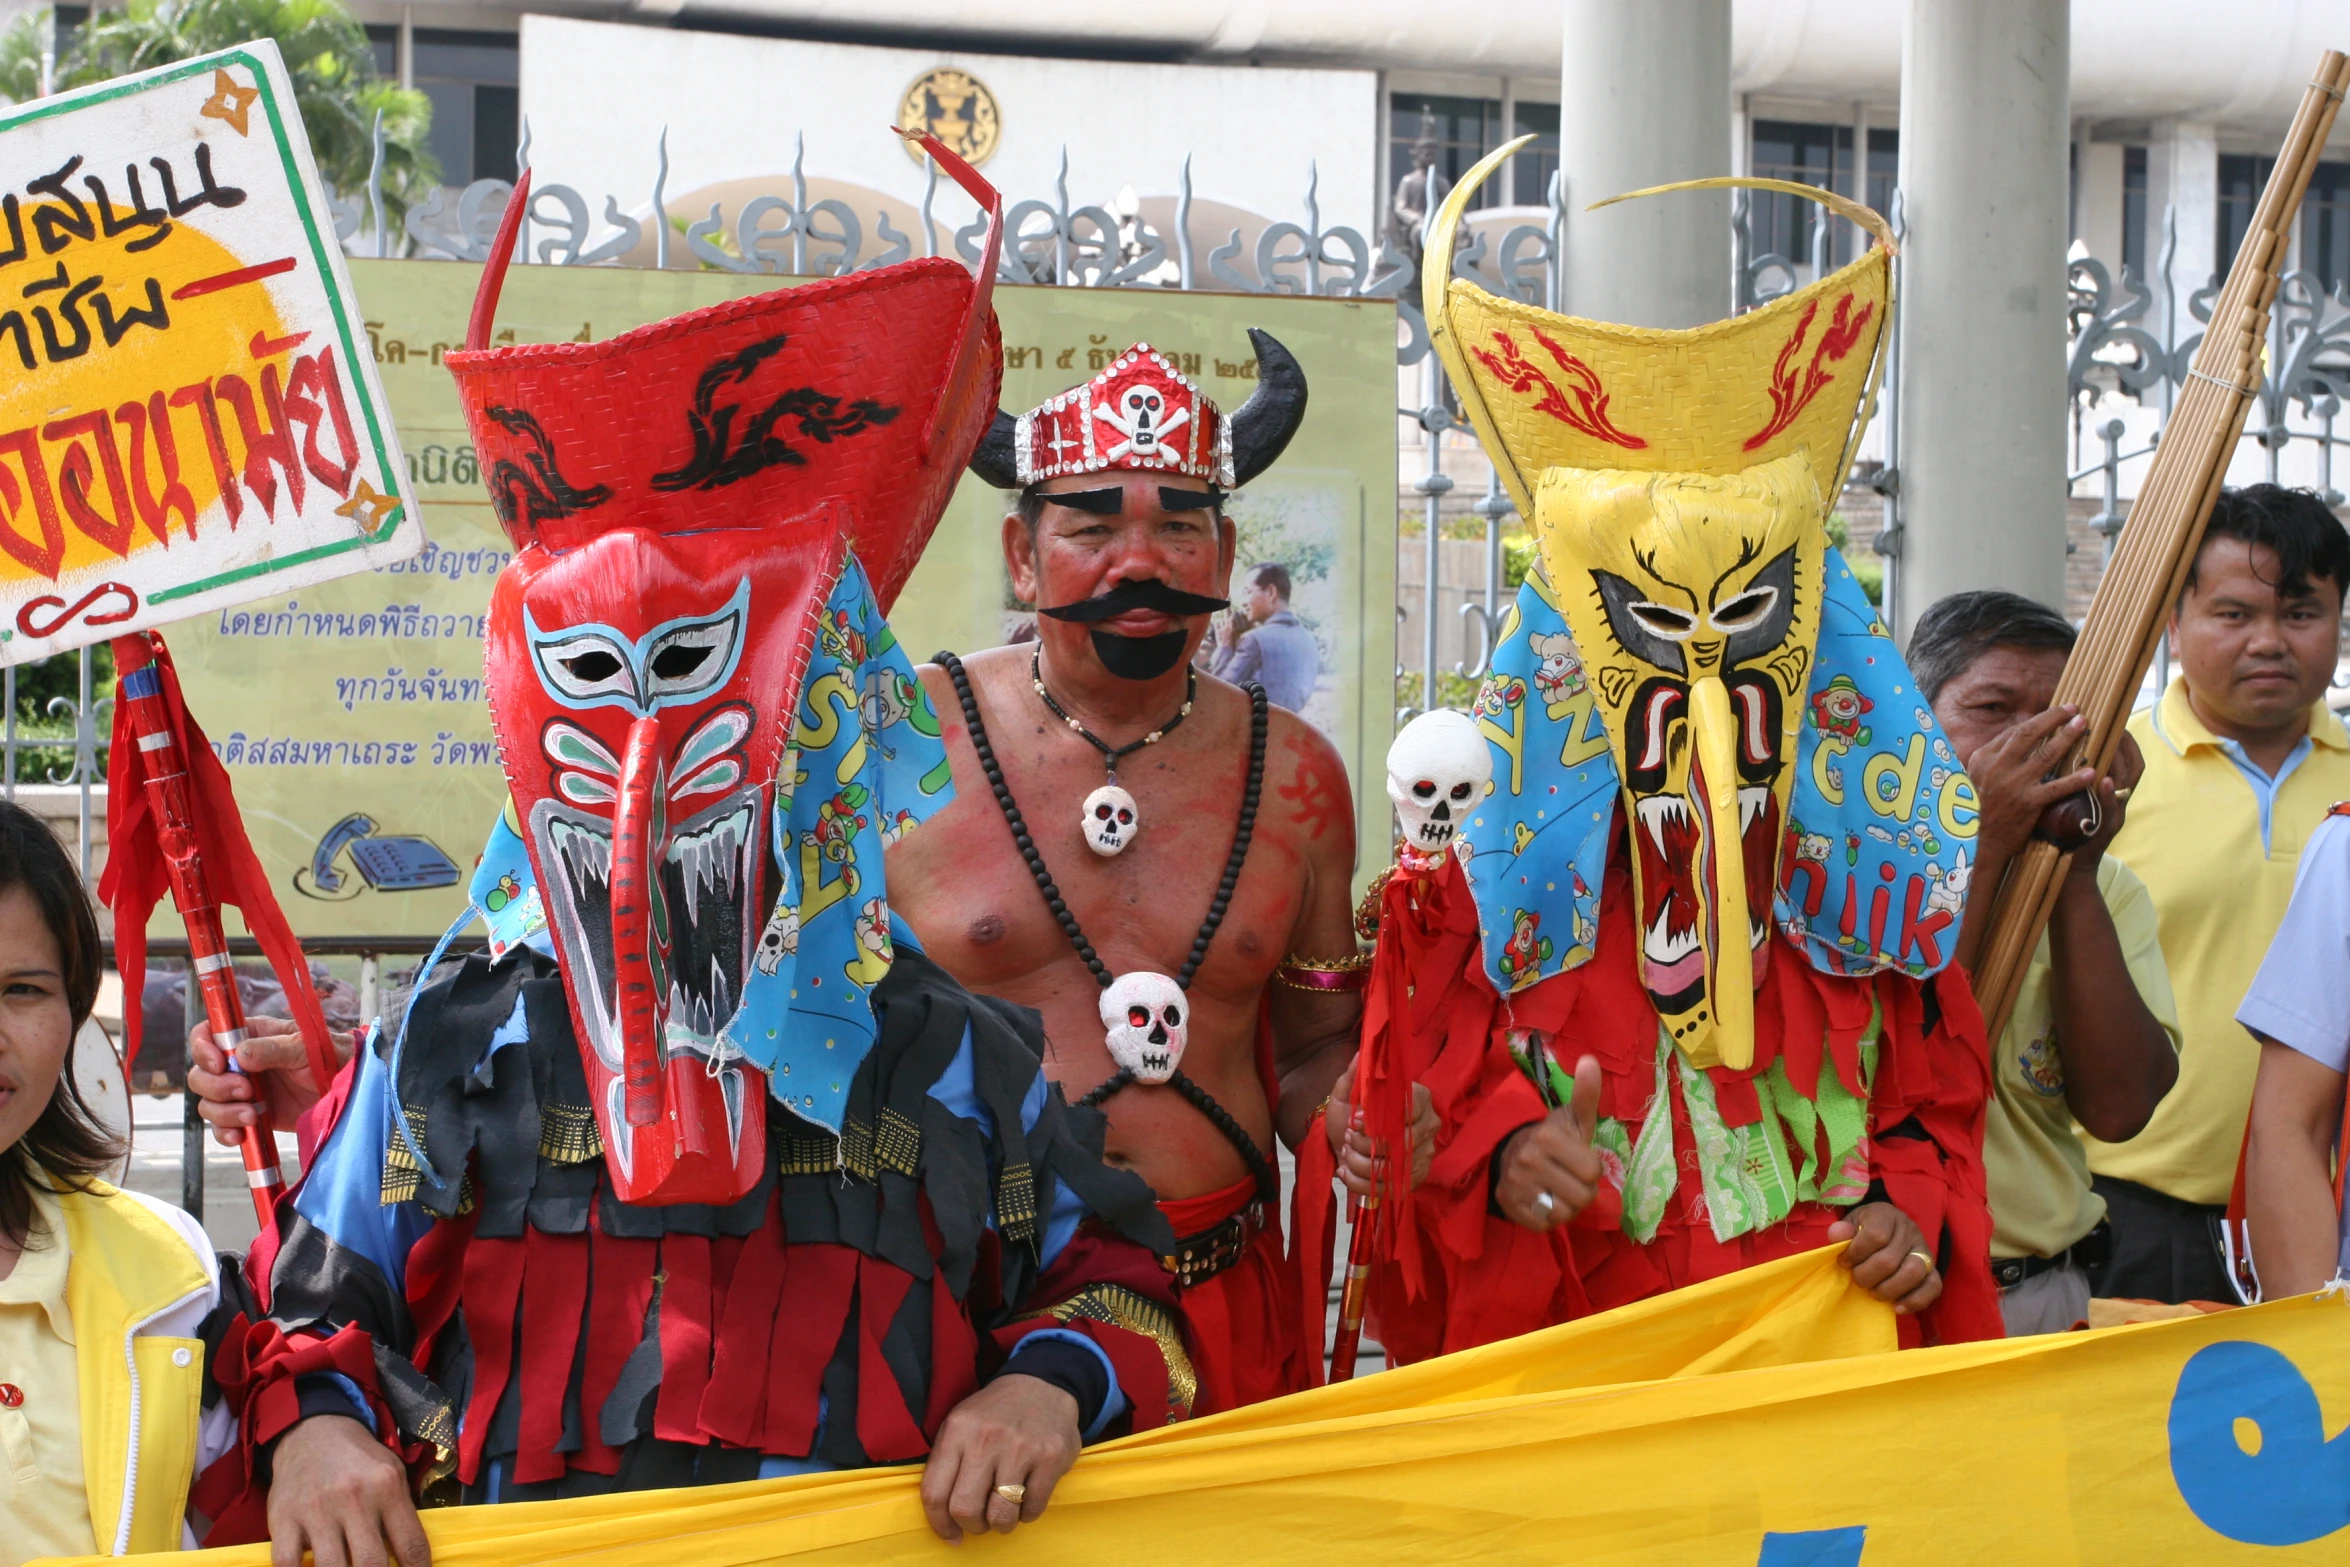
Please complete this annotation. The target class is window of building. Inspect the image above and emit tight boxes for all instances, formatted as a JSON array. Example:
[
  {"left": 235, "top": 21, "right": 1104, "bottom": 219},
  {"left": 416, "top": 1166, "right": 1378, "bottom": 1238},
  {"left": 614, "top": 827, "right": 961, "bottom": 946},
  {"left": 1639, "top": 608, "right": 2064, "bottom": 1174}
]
[
  {"left": 365, "top": 23, "right": 399, "bottom": 82},
  {"left": 1750, "top": 120, "right": 1893, "bottom": 270},
  {"left": 1389, "top": 93, "right": 1502, "bottom": 216},
  {"left": 2217, "top": 153, "right": 2274, "bottom": 279},
  {"left": 2302, "top": 160, "right": 2350, "bottom": 294},
  {"left": 412, "top": 28, "right": 519, "bottom": 187},
  {"left": 1511, "top": 101, "right": 1559, "bottom": 209},
  {"left": 2121, "top": 145, "right": 2149, "bottom": 279}
]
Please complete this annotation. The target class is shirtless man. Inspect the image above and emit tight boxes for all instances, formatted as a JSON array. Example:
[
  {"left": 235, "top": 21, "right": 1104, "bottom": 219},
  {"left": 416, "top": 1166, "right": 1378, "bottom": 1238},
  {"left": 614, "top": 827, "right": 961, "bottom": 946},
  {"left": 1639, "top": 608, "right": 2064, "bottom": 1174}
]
[{"left": 902, "top": 335, "right": 1421, "bottom": 1411}]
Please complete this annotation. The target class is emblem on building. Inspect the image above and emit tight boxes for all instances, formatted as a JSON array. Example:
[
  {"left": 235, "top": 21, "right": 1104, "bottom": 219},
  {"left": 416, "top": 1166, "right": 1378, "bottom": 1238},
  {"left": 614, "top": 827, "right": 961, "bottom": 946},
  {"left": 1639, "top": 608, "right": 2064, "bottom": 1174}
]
[{"left": 898, "top": 67, "right": 1000, "bottom": 166}]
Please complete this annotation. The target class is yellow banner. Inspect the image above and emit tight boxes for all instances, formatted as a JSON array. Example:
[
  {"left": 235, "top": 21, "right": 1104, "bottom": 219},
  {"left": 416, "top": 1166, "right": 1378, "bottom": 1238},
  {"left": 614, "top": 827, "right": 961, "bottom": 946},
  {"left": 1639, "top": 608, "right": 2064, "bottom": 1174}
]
[
  {"left": 165, "top": 264, "right": 1398, "bottom": 939},
  {"left": 56, "top": 1251, "right": 2350, "bottom": 1565}
]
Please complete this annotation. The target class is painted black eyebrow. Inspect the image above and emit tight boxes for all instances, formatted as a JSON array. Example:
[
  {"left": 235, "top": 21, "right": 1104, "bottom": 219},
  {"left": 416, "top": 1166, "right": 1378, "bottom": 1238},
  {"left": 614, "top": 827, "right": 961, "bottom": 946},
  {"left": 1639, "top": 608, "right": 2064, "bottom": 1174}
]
[
  {"left": 1041, "top": 488, "right": 1125, "bottom": 515},
  {"left": 1159, "top": 487, "right": 1222, "bottom": 514}
]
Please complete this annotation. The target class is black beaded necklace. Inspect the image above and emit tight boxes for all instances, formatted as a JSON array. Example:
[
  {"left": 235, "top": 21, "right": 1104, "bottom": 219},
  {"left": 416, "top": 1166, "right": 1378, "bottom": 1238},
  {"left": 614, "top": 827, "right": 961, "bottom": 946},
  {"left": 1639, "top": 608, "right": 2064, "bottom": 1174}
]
[{"left": 937, "top": 651, "right": 1278, "bottom": 1202}]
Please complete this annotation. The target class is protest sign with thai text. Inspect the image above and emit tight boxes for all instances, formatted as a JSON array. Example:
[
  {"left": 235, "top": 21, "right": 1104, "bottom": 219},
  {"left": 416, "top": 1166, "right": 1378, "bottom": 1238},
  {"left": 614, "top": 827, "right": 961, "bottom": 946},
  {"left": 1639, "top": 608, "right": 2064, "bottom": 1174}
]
[{"left": 0, "top": 40, "right": 421, "bottom": 667}]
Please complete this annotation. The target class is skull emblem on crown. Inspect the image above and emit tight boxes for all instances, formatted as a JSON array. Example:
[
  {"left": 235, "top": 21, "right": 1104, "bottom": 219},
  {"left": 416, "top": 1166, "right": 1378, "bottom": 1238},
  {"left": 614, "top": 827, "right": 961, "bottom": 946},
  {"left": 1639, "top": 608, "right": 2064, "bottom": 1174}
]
[
  {"left": 1099, "top": 972, "right": 1187, "bottom": 1083},
  {"left": 1386, "top": 709, "right": 1492, "bottom": 856}
]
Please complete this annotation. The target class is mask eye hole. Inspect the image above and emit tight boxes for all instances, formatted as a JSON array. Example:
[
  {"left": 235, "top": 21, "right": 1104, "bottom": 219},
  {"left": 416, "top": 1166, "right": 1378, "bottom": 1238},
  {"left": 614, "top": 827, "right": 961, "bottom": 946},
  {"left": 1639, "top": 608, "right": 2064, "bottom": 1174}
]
[
  {"left": 1095, "top": 803, "right": 1114, "bottom": 820},
  {"left": 644, "top": 616, "right": 740, "bottom": 701},
  {"left": 1449, "top": 781, "right": 1475, "bottom": 801},
  {"left": 1711, "top": 586, "right": 1779, "bottom": 633},
  {"left": 1629, "top": 602, "right": 1697, "bottom": 640},
  {"left": 1127, "top": 1005, "right": 1151, "bottom": 1028},
  {"left": 651, "top": 642, "right": 712, "bottom": 680},
  {"left": 1412, "top": 779, "right": 1437, "bottom": 799},
  {"left": 1162, "top": 1005, "right": 1182, "bottom": 1027},
  {"left": 561, "top": 650, "right": 621, "bottom": 683},
  {"left": 535, "top": 630, "right": 637, "bottom": 704},
  {"left": 1118, "top": 808, "right": 1133, "bottom": 823}
]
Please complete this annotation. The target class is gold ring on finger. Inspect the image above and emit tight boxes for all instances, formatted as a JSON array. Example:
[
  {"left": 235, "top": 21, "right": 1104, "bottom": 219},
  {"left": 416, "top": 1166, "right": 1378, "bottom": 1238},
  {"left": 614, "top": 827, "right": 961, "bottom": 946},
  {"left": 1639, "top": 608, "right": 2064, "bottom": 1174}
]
[
  {"left": 996, "top": 1483, "right": 1027, "bottom": 1505},
  {"left": 1907, "top": 1250, "right": 1935, "bottom": 1271}
]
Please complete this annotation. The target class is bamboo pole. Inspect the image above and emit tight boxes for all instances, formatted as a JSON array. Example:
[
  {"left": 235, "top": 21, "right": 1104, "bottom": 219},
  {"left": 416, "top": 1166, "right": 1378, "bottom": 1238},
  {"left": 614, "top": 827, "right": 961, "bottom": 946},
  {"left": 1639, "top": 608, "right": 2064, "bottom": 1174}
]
[{"left": 1968, "top": 52, "right": 2350, "bottom": 1044}]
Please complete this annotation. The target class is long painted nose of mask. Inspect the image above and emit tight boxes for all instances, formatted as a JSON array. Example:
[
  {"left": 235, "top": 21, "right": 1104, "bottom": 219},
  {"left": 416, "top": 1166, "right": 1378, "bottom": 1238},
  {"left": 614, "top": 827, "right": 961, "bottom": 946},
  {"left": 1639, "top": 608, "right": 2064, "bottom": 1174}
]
[
  {"left": 602, "top": 715, "right": 758, "bottom": 1201},
  {"left": 1690, "top": 676, "right": 1754, "bottom": 1071},
  {"left": 612, "top": 718, "right": 671, "bottom": 1128}
]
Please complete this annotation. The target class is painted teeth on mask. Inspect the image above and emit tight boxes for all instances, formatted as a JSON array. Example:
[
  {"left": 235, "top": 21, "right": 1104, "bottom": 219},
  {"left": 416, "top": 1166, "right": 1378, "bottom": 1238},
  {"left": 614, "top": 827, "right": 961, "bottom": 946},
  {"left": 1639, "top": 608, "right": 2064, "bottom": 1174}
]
[
  {"left": 1737, "top": 786, "right": 1768, "bottom": 835},
  {"left": 1635, "top": 794, "right": 1694, "bottom": 852},
  {"left": 1645, "top": 903, "right": 1701, "bottom": 964},
  {"left": 660, "top": 801, "right": 758, "bottom": 1054},
  {"left": 668, "top": 804, "right": 750, "bottom": 928}
]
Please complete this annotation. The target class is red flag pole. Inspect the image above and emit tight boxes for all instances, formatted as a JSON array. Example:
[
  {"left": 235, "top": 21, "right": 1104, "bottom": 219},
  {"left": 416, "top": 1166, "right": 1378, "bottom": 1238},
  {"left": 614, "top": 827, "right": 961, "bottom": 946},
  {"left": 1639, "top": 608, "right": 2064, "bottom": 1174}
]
[
  {"left": 110, "top": 632, "right": 283, "bottom": 1224},
  {"left": 1327, "top": 1106, "right": 1377, "bottom": 1382}
]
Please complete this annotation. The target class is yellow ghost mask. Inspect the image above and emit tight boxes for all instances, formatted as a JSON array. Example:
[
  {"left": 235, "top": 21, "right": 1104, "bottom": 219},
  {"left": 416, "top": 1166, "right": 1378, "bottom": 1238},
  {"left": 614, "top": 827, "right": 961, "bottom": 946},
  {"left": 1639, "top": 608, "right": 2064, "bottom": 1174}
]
[
  {"left": 1534, "top": 455, "right": 1825, "bottom": 1068},
  {"left": 1426, "top": 139, "right": 1893, "bottom": 1071}
]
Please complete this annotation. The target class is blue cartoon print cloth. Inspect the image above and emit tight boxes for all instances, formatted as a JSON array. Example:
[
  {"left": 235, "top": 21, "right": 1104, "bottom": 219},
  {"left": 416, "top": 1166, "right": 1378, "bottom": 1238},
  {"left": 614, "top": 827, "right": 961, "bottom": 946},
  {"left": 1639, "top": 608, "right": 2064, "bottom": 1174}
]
[{"left": 1460, "top": 546, "right": 1977, "bottom": 995}]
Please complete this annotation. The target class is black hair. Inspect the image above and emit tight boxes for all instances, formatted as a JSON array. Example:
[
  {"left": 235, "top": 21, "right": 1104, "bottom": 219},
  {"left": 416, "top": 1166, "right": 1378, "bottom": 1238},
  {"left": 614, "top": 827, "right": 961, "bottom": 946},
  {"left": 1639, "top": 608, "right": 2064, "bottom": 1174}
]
[
  {"left": 1248, "top": 562, "right": 1293, "bottom": 601},
  {"left": 0, "top": 799, "right": 123, "bottom": 1250},
  {"left": 1908, "top": 590, "right": 2078, "bottom": 703},
  {"left": 2184, "top": 484, "right": 2350, "bottom": 606}
]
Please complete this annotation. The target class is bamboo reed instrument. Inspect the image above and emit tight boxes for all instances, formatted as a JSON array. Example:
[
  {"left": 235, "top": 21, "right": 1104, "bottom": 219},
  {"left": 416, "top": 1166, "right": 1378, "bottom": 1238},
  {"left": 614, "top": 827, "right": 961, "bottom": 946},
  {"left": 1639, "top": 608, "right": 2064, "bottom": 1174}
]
[{"left": 1967, "top": 52, "right": 2350, "bottom": 1044}]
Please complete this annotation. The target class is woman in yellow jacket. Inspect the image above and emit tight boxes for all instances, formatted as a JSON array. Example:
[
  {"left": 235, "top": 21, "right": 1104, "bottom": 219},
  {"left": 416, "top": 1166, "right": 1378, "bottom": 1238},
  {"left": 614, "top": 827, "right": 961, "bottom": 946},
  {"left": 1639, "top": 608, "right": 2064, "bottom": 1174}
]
[{"left": 1, "top": 800, "right": 233, "bottom": 1561}]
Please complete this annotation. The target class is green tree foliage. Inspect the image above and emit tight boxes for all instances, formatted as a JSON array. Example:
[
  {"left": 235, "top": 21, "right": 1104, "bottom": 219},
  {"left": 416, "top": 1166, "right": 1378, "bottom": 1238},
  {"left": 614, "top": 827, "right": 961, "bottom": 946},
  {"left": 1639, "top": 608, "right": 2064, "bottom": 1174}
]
[
  {"left": 1, "top": 1, "right": 439, "bottom": 226},
  {"left": 0, "top": 9, "right": 51, "bottom": 103}
]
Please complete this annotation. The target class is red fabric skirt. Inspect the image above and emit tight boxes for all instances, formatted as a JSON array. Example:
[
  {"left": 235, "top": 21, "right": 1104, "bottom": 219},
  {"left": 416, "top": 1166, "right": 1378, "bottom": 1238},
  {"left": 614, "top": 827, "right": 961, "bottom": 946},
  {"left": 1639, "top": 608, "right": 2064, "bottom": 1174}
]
[{"left": 1161, "top": 1175, "right": 1314, "bottom": 1414}]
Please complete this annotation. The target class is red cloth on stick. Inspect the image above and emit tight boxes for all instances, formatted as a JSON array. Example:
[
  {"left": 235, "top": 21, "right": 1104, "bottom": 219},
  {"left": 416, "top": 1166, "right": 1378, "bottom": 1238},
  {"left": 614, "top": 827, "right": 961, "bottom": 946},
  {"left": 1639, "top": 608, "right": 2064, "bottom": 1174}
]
[{"left": 98, "top": 634, "right": 340, "bottom": 1120}]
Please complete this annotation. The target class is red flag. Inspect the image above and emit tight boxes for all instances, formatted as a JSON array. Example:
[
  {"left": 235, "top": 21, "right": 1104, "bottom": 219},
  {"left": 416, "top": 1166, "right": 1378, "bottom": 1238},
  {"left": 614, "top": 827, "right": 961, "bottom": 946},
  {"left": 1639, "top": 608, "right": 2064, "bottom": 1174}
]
[{"left": 98, "top": 634, "right": 338, "bottom": 1100}]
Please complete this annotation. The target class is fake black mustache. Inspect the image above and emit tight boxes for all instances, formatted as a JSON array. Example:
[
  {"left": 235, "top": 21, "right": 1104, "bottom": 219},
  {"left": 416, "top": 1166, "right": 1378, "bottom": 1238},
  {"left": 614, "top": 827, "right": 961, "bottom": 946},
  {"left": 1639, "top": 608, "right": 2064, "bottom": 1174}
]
[{"left": 1038, "top": 579, "right": 1230, "bottom": 624}]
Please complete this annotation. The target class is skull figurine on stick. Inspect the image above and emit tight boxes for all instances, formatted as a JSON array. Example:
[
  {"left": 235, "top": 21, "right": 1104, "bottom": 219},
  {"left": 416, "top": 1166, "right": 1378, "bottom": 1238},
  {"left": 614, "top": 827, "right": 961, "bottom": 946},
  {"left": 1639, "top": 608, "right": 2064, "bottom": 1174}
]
[
  {"left": 1387, "top": 709, "right": 1492, "bottom": 856},
  {"left": 1099, "top": 972, "right": 1187, "bottom": 1083}
]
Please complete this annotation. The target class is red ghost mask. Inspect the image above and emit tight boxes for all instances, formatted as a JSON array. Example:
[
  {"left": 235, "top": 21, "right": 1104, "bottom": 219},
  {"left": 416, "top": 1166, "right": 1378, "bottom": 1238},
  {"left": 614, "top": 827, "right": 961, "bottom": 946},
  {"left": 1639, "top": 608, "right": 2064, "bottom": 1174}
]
[{"left": 446, "top": 137, "right": 1002, "bottom": 1205}]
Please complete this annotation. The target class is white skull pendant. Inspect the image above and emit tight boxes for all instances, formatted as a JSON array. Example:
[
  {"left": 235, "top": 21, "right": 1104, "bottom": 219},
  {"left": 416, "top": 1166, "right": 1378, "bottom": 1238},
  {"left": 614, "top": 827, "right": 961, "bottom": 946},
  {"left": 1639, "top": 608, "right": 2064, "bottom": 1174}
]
[
  {"left": 1387, "top": 709, "right": 1492, "bottom": 856},
  {"left": 1099, "top": 972, "right": 1187, "bottom": 1084},
  {"left": 1082, "top": 783, "right": 1139, "bottom": 856}
]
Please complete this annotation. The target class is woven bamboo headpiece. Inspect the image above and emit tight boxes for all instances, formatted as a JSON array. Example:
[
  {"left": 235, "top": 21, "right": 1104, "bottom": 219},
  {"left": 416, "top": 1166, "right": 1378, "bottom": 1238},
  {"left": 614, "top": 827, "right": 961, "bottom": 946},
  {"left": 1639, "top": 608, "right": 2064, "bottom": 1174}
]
[{"left": 1425, "top": 140, "right": 1895, "bottom": 515}]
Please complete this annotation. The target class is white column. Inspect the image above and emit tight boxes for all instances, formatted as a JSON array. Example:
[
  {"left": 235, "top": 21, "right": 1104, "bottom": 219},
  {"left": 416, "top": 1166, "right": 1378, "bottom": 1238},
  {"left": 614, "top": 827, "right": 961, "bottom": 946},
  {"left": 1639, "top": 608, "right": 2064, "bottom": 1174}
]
[
  {"left": 1892, "top": 0, "right": 2072, "bottom": 635},
  {"left": 1557, "top": 0, "right": 1732, "bottom": 329},
  {"left": 2149, "top": 119, "right": 2219, "bottom": 350}
]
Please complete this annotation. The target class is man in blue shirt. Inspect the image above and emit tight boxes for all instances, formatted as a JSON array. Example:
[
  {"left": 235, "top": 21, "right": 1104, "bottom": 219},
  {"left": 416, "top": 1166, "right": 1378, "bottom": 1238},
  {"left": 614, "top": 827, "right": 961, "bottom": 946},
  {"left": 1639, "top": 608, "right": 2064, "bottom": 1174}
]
[{"left": 1210, "top": 563, "right": 1321, "bottom": 713}]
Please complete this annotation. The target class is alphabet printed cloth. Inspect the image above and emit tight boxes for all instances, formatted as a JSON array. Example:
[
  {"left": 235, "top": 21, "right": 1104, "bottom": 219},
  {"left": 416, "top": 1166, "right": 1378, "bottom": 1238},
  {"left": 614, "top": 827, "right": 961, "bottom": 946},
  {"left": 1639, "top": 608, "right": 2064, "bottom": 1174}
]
[{"left": 1461, "top": 547, "right": 1975, "bottom": 997}]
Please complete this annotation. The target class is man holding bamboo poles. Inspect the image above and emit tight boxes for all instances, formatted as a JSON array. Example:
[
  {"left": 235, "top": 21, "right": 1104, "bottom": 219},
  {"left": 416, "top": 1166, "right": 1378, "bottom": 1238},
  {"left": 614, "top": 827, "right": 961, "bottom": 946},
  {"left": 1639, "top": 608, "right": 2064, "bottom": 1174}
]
[
  {"left": 1911, "top": 592, "right": 2179, "bottom": 1335},
  {"left": 2084, "top": 486, "right": 2350, "bottom": 1305}
]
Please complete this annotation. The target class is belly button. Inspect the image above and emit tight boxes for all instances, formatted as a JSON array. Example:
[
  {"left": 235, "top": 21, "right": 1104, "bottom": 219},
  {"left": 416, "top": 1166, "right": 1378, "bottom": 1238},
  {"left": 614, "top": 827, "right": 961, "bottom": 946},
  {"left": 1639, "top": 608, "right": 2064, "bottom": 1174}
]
[{"left": 969, "top": 913, "right": 1006, "bottom": 945}]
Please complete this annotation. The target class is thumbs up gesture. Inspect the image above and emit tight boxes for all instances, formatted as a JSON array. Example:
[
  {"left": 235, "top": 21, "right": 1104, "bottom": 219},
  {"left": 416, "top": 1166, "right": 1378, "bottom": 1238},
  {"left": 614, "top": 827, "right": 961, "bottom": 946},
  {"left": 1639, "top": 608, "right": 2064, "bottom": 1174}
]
[{"left": 1493, "top": 1054, "right": 1605, "bottom": 1232}]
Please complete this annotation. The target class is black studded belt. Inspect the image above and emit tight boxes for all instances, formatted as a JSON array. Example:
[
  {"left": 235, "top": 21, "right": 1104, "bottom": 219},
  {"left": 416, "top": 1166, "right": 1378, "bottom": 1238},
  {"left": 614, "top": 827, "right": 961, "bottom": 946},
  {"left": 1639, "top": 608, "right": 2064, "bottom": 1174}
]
[
  {"left": 1992, "top": 1220, "right": 2111, "bottom": 1290},
  {"left": 1160, "top": 1200, "right": 1268, "bottom": 1289}
]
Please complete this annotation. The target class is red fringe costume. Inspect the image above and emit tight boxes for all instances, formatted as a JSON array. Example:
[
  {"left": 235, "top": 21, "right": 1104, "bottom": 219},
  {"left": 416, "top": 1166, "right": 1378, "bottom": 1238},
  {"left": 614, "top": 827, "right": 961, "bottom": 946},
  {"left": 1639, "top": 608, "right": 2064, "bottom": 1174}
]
[{"left": 1298, "top": 834, "right": 2000, "bottom": 1363}]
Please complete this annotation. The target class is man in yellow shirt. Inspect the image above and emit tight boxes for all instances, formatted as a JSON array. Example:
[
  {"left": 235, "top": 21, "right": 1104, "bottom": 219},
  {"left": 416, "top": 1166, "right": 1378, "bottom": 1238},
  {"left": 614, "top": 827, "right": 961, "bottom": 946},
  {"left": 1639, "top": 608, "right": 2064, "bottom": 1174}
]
[
  {"left": 1913, "top": 592, "right": 2179, "bottom": 1335},
  {"left": 2088, "top": 484, "right": 2350, "bottom": 1303}
]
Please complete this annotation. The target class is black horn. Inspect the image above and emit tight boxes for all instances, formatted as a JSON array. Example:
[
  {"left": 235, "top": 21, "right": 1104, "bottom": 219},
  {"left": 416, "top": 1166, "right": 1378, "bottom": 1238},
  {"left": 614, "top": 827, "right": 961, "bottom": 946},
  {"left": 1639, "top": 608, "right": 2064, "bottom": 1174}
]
[
  {"left": 968, "top": 409, "right": 1022, "bottom": 491},
  {"left": 1228, "top": 328, "right": 1309, "bottom": 488}
]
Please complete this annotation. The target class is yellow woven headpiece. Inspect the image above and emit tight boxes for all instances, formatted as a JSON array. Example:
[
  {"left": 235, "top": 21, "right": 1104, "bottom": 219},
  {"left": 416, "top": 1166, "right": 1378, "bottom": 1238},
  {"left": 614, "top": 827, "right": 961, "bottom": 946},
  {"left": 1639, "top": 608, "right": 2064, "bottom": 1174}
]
[{"left": 1426, "top": 141, "right": 1894, "bottom": 517}]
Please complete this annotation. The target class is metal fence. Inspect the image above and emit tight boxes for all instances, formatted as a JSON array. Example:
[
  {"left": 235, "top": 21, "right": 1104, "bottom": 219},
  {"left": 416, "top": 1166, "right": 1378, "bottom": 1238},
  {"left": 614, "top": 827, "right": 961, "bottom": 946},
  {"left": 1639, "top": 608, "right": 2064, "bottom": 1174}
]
[{"left": 22, "top": 136, "right": 2350, "bottom": 858}]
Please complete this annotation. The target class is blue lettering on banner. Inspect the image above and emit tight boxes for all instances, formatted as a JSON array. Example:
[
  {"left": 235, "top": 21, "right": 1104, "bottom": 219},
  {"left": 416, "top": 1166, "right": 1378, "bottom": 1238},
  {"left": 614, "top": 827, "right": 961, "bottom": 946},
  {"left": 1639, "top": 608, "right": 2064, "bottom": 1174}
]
[
  {"left": 2168, "top": 1340, "right": 2350, "bottom": 1546},
  {"left": 1756, "top": 1526, "right": 1867, "bottom": 1566}
]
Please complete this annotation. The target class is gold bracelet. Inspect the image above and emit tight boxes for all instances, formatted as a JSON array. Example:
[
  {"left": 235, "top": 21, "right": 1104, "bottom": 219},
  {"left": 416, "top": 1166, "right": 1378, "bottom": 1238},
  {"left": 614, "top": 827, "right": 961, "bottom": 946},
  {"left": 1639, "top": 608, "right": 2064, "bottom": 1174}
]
[{"left": 1276, "top": 953, "right": 1372, "bottom": 991}]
